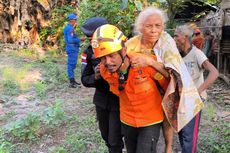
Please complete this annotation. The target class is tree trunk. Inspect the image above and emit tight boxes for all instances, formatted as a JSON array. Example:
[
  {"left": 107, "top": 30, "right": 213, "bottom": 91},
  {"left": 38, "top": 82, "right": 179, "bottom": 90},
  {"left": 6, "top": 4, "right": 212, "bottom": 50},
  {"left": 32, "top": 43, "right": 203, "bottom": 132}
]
[{"left": 0, "top": 0, "right": 78, "bottom": 46}]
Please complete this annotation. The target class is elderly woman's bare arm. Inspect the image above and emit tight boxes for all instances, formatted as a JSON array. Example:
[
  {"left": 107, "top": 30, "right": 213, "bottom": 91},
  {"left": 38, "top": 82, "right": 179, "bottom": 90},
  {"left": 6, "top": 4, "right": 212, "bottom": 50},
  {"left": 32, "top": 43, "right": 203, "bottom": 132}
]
[{"left": 128, "top": 52, "right": 169, "bottom": 78}]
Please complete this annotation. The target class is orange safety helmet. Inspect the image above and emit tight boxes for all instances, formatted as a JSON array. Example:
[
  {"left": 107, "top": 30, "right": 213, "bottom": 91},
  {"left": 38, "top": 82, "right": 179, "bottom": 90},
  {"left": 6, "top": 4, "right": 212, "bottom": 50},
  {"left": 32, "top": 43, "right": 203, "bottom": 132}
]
[{"left": 91, "top": 24, "right": 127, "bottom": 58}]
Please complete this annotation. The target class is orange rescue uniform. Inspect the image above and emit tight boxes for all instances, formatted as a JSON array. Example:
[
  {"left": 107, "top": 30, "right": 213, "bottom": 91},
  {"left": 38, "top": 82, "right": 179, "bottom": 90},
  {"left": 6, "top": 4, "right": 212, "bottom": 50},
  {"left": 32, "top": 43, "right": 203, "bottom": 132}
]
[{"left": 100, "top": 63, "right": 169, "bottom": 128}]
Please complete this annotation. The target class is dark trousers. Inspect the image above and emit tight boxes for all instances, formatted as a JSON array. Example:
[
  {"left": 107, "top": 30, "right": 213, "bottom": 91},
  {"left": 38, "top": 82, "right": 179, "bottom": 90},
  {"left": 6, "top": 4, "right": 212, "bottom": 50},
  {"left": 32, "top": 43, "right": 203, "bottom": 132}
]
[
  {"left": 178, "top": 111, "right": 201, "bottom": 153},
  {"left": 96, "top": 106, "right": 123, "bottom": 153},
  {"left": 122, "top": 123, "right": 162, "bottom": 153}
]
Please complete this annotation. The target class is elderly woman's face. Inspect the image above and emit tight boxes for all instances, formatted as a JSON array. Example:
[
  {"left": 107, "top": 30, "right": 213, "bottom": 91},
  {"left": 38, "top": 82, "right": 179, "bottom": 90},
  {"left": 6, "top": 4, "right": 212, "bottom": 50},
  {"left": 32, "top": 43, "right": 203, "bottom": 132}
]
[{"left": 141, "top": 14, "right": 164, "bottom": 44}]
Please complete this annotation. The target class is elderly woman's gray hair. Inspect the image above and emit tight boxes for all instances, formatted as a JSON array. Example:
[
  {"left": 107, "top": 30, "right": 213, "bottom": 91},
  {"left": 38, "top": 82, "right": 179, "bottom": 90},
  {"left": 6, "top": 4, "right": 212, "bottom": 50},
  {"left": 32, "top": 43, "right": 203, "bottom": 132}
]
[
  {"left": 175, "top": 25, "right": 194, "bottom": 38},
  {"left": 134, "top": 7, "right": 168, "bottom": 34}
]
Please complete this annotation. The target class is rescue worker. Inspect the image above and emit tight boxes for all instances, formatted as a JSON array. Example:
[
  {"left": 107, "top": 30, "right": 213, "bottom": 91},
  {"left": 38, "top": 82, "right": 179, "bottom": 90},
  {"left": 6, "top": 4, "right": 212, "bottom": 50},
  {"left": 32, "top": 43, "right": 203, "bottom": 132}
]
[
  {"left": 92, "top": 24, "right": 169, "bottom": 153},
  {"left": 63, "top": 13, "right": 81, "bottom": 88},
  {"left": 80, "top": 18, "right": 123, "bottom": 153}
]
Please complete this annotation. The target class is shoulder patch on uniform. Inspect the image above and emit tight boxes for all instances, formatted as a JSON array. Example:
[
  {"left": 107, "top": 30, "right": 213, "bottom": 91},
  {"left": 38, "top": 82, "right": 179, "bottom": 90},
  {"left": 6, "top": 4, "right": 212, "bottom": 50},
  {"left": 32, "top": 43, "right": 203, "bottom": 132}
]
[
  {"left": 154, "top": 72, "right": 163, "bottom": 80},
  {"left": 70, "top": 30, "right": 74, "bottom": 36},
  {"left": 81, "top": 53, "right": 87, "bottom": 63}
]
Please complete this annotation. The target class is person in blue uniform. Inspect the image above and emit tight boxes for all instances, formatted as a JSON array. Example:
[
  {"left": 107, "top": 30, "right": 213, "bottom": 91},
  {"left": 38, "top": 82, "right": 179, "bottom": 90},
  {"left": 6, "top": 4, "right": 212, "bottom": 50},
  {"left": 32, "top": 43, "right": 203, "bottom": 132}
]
[
  {"left": 63, "top": 13, "right": 81, "bottom": 88},
  {"left": 80, "top": 17, "right": 123, "bottom": 153}
]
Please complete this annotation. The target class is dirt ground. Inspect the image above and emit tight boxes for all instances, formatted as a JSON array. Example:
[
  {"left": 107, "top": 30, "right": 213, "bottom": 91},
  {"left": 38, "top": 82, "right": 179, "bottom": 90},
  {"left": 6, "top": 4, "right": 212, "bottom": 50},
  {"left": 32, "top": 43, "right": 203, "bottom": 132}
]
[{"left": 0, "top": 50, "right": 229, "bottom": 153}]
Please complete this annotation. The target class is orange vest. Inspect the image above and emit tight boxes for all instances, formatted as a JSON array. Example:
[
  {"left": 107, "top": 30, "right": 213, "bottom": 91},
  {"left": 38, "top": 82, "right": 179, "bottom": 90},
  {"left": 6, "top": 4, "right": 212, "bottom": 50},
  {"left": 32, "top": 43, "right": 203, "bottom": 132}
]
[{"left": 100, "top": 64, "right": 169, "bottom": 127}]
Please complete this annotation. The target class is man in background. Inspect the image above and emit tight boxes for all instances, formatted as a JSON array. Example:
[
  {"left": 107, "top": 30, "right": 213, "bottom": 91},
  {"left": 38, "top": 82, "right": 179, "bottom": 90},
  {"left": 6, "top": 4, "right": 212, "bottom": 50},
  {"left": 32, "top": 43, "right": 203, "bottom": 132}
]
[
  {"left": 192, "top": 28, "right": 205, "bottom": 50},
  {"left": 63, "top": 13, "right": 81, "bottom": 88},
  {"left": 174, "top": 24, "right": 219, "bottom": 153}
]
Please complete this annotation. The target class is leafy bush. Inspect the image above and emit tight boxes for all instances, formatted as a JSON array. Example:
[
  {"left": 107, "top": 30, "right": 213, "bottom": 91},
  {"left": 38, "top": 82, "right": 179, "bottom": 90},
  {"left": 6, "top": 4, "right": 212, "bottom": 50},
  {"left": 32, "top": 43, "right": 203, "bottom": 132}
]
[
  {"left": 6, "top": 113, "right": 41, "bottom": 142},
  {"left": 42, "top": 100, "right": 67, "bottom": 127},
  {"left": 39, "top": 5, "right": 76, "bottom": 50},
  {"left": 79, "top": 0, "right": 137, "bottom": 36}
]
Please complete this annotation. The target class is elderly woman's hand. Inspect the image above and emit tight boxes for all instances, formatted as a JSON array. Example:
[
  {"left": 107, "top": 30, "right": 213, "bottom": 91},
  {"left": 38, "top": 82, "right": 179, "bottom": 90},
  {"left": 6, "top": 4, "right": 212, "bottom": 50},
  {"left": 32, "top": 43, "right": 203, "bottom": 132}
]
[
  {"left": 128, "top": 52, "right": 169, "bottom": 77},
  {"left": 129, "top": 53, "right": 155, "bottom": 68}
]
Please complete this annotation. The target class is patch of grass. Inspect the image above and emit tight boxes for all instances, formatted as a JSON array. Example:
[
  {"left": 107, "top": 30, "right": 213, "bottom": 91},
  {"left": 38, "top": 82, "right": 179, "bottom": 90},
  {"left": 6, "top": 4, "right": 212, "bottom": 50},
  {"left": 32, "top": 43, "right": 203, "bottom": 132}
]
[
  {"left": 6, "top": 113, "right": 41, "bottom": 142},
  {"left": 42, "top": 100, "right": 67, "bottom": 128},
  {"left": 64, "top": 114, "right": 107, "bottom": 153},
  {"left": 51, "top": 146, "right": 68, "bottom": 153},
  {"left": 35, "top": 80, "right": 46, "bottom": 99},
  {"left": 204, "top": 103, "right": 216, "bottom": 121},
  {"left": 45, "top": 49, "right": 63, "bottom": 58},
  {"left": 215, "top": 94, "right": 224, "bottom": 101},
  {"left": 41, "top": 59, "right": 67, "bottom": 85},
  {"left": 199, "top": 120, "right": 230, "bottom": 153},
  {"left": 16, "top": 48, "right": 39, "bottom": 59},
  {"left": 82, "top": 96, "right": 93, "bottom": 106},
  {"left": 2, "top": 80, "right": 20, "bottom": 96},
  {"left": 0, "top": 129, "right": 14, "bottom": 153},
  {"left": 0, "top": 111, "right": 16, "bottom": 122},
  {"left": 1, "top": 64, "right": 33, "bottom": 91},
  {"left": 2, "top": 99, "right": 67, "bottom": 147}
]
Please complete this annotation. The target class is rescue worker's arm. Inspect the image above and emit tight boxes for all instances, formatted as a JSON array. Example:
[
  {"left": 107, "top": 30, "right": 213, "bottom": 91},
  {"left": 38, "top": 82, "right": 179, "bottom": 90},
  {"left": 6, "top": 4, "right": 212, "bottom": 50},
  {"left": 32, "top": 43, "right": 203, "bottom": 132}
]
[
  {"left": 129, "top": 52, "right": 169, "bottom": 78},
  {"left": 198, "top": 60, "right": 219, "bottom": 95}
]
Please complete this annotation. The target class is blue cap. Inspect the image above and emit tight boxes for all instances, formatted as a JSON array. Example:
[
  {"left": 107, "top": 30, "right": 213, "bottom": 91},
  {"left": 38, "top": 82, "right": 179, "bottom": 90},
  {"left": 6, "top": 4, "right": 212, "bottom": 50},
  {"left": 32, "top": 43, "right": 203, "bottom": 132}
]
[
  {"left": 68, "top": 13, "right": 77, "bottom": 20},
  {"left": 80, "top": 17, "right": 108, "bottom": 37}
]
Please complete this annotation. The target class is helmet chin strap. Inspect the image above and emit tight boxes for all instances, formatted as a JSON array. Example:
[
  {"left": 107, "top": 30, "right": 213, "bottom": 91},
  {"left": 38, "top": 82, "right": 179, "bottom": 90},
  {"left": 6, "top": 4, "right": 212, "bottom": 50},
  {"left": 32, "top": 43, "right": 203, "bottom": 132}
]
[
  {"left": 117, "top": 51, "right": 127, "bottom": 91},
  {"left": 116, "top": 51, "right": 126, "bottom": 73}
]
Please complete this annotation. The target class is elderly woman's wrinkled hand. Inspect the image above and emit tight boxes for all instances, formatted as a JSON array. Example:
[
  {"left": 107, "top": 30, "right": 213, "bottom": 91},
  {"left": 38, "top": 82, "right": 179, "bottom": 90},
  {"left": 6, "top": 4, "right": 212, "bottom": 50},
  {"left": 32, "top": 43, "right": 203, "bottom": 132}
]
[{"left": 130, "top": 53, "right": 153, "bottom": 68}]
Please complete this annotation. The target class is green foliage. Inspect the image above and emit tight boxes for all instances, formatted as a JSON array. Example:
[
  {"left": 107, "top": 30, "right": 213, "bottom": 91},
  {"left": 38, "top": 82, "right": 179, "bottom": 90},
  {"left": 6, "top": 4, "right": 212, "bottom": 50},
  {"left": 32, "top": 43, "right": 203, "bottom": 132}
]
[
  {"left": 204, "top": 104, "right": 216, "bottom": 121},
  {"left": 63, "top": 96, "right": 107, "bottom": 152},
  {"left": 51, "top": 146, "right": 68, "bottom": 153},
  {"left": 41, "top": 59, "right": 67, "bottom": 85},
  {"left": 42, "top": 100, "right": 67, "bottom": 127},
  {"left": 39, "top": 5, "right": 76, "bottom": 50},
  {"left": 6, "top": 113, "right": 41, "bottom": 142},
  {"left": 0, "top": 111, "right": 16, "bottom": 122},
  {"left": 1, "top": 63, "right": 33, "bottom": 91},
  {"left": 199, "top": 120, "right": 230, "bottom": 153},
  {"left": 79, "top": 0, "right": 137, "bottom": 36},
  {"left": 2, "top": 99, "right": 67, "bottom": 145},
  {"left": 35, "top": 80, "right": 46, "bottom": 99},
  {"left": 2, "top": 80, "right": 20, "bottom": 96},
  {"left": 0, "top": 129, "right": 14, "bottom": 153},
  {"left": 65, "top": 115, "right": 107, "bottom": 153},
  {"left": 16, "top": 48, "right": 38, "bottom": 59}
]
